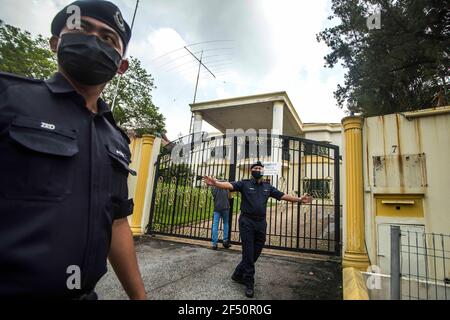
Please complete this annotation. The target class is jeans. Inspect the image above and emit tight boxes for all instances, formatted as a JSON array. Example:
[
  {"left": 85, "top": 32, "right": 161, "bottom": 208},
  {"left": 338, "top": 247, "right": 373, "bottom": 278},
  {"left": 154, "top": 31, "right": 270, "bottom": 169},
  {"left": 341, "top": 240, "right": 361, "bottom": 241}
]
[{"left": 211, "top": 209, "right": 230, "bottom": 245}]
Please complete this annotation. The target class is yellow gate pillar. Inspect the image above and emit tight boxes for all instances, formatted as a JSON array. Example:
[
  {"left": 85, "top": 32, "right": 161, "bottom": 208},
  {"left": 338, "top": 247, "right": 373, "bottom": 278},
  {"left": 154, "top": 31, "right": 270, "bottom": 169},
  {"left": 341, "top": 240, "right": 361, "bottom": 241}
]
[
  {"left": 342, "top": 116, "right": 370, "bottom": 270},
  {"left": 130, "top": 135, "right": 156, "bottom": 235}
]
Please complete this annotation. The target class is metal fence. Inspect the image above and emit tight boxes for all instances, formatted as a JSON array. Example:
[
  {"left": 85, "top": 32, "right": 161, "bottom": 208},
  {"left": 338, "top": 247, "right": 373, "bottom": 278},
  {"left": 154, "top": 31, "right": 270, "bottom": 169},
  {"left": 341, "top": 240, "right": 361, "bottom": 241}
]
[
  {"left": 147, "top": 132, "right": 341, "bottom": 255},
  {"left": 390, "top": 226, "right": 450, "bottom": 300}
]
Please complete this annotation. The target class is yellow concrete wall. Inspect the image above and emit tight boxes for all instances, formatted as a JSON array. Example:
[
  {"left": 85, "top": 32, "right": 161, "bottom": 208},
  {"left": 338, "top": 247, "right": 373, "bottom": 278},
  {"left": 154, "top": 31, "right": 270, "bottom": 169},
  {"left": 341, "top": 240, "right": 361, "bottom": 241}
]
[
  {"left": 127, "top": 135, "right": 162, "bottom": 235},
  {"left": 362, "top": 106, "right": 450, "bottom": 275}
]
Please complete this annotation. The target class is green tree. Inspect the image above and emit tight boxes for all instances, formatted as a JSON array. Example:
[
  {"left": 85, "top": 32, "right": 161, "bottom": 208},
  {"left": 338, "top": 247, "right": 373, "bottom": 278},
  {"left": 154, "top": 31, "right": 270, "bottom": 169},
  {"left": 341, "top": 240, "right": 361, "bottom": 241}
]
[
  {"left": 0, "top": 20, "right": 57, "bottom": 78},
  {"left": 102, "top": 57, "right": 166, "bottom": 136},
  {"left": 0, "top": 21, "right": 166, "bottom": 136},
  {"left": 317, "top": 0, "right": 449, "bottom": 116}
]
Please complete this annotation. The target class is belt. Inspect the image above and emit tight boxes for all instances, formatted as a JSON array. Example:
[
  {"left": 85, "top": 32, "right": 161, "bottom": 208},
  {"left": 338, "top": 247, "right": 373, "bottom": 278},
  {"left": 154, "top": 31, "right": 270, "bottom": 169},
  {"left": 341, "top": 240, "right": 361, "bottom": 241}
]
[{"left": 242, "top": 213, "right": 265, "bottom": 221}]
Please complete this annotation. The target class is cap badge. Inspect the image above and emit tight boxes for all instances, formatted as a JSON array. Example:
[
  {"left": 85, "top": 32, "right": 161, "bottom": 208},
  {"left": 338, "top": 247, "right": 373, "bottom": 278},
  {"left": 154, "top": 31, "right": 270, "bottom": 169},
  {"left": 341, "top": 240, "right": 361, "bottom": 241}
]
[{"left": 114, "top": 11, "right": 126, "bottom": 32}]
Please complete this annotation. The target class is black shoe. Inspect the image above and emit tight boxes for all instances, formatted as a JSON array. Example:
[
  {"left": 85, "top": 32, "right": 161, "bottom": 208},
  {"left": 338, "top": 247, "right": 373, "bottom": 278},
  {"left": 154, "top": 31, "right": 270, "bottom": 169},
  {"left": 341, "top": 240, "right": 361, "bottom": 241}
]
[
  {"left": 231, "top": 274, "right": 245, "bottom": 285},
  {"left": 223, "top": 241, "right": 231, "bottom": 249},
  {"left": 245, "top": 287, "right": 254, "bottom": 298},
  {"left": 212, "top": 244, "right": 218, "bottom": 250}
]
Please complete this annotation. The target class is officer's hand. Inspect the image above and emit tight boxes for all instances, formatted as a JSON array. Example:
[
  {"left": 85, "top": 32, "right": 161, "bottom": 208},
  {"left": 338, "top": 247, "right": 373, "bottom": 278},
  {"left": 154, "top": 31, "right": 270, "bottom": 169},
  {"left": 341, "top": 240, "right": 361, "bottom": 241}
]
[
  {"left": 300, "top": 194, "right": 313, "bottom": 204},
  {"left": 203, "top": 176, "right": 217, "bottom": 186}
]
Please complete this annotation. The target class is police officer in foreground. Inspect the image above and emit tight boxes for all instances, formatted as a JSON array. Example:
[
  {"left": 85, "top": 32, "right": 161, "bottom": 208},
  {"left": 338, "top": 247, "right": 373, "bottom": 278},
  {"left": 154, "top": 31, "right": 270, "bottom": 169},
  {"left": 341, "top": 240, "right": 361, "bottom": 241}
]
[
  {"left": 203, "top": 161, "right": 312, "bottom": 298},
  {"left": 0, "top": 1, "right": 147, "bottom": 299}
]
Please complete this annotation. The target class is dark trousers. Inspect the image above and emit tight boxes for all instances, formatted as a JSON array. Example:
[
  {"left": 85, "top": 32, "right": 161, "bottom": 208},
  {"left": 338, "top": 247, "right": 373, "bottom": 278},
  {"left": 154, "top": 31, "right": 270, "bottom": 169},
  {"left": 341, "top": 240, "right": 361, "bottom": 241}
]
[{"left": 233, "top": 214, "right": 266, "bottom": 287}]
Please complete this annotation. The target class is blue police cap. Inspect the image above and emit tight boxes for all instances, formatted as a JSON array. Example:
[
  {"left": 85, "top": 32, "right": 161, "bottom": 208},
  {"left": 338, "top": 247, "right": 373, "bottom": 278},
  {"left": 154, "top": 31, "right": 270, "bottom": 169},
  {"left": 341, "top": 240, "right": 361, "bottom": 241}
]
[
  {"left": 251, "top": 161, "right": 264, "bottom": 170},
  {"left": 51, "top": 0, "right": 132, "bottom": 50}
]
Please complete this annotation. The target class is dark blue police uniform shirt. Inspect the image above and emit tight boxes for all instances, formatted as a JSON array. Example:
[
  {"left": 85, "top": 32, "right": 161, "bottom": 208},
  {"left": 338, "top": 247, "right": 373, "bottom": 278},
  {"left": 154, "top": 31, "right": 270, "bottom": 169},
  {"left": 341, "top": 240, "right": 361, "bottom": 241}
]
[
  {"left": 0, "top": 72, "right": 136, "bottom": 298},
  {"left": 231, "top": 178, "right": 284, "bottom": 217}
]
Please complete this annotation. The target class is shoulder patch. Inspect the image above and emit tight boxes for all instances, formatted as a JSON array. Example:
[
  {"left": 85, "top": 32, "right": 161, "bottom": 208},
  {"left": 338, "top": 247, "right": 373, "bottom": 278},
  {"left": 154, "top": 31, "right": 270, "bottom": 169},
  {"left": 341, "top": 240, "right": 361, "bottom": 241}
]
[{"left": 0, "top": 72, "right": 42, "bottom": 84}]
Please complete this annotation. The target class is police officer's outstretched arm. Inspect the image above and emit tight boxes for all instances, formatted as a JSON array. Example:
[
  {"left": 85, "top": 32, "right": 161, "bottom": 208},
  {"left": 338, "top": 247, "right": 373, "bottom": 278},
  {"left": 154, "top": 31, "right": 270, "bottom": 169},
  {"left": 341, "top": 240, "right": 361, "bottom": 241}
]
[
  {"left": 280, "top": 193, "right": 313, "bottom": 204},
  {"left": 203, "top": 176, "right": 234, "bottom": 190},
  {"left": 267, "top": 185, "right": 313, "bottom": 204}
]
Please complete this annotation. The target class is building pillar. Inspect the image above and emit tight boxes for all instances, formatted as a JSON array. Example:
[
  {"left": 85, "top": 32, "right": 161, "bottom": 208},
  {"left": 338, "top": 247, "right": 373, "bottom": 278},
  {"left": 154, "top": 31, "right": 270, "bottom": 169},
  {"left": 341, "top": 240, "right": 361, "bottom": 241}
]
[
  {"left": 272, "top": 101, "right": 284, "bottom": 135},
  {"left": 271, "top": 101, "right": 284, "bottom": 164},
  {"left": 193, "top": 112, "right": 203, "bottom": 134},
  {"left": 130, "top": 135, "right": 156, "bottom": 235},
  {"left": 342, "top": 116, "right": 370, "bottom": 271}
]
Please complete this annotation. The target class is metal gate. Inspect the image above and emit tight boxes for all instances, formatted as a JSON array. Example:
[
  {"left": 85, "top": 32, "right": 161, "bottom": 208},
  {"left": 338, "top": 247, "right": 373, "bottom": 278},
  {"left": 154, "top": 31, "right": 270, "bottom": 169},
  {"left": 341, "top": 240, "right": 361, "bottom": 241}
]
[{"left": 147, "top": 132, "right": 341, "bottom": 255}]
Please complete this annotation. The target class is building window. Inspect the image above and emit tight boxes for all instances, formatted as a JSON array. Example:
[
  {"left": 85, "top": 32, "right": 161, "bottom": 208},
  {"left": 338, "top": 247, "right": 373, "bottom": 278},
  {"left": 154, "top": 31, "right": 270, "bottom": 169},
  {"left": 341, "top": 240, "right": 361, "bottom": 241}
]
[
  {"left": 302, "top": 179, "right": 331, "bottom": 199},
  {"left": 304, "top": 143, "right": 329, "bottom": 157}
]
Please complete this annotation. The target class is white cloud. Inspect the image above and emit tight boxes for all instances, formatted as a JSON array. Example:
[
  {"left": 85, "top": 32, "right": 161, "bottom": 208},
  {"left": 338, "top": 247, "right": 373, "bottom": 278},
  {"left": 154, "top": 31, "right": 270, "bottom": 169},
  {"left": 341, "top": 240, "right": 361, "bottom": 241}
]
[
  {"left": 0, "top": 0, "right": 74, "bottom": 36},
  {"left": 1, "top": 0, "right": 347, "bottom": 140},
  {"left": 146, "top": 28, "right": 187, "bottom": 59},
  {"left": 256, "top": 0, "right": 346, "bottom": 123},
  {"left": 127, "top": 27, "right": 205, "bottom": 139}
]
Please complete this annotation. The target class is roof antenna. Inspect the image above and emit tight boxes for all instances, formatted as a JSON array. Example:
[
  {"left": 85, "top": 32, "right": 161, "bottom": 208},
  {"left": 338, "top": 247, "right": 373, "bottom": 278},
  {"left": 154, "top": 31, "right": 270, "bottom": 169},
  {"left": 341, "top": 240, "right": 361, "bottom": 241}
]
[
  {"left": 111, "top": 0, "right": 140, "bottom": 112},
  {"left": 186, "top": 47, "right": 216, "bottom": 138}
]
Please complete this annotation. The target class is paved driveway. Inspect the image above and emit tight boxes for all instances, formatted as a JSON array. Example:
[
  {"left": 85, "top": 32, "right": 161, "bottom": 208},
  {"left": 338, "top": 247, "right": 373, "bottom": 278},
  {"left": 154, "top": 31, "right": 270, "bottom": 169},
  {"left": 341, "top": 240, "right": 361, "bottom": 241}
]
[{"left": 96, "top": 236, "right": 342, "bottom": 300}]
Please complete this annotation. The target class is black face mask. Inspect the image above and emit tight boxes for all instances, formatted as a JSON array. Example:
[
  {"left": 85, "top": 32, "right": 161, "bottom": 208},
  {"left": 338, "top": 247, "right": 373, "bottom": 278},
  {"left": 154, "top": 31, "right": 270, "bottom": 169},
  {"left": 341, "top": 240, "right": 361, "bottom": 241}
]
[
  {"left": 57, "top": 33, "right": 122, "bottom": 86},
  {"left": 251, "top": 171, "right": 264, "bottom": 180}
]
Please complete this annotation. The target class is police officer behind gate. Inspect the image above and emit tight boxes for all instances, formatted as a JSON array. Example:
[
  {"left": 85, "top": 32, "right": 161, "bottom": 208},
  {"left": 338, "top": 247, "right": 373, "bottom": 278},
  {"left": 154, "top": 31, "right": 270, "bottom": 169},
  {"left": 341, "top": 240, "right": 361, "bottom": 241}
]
[
  {"left": 203, "top": 161, "right": 312, "bottom": 298},
  {"left": 0, "top": 1, "right": 146, "bottom": 299}
]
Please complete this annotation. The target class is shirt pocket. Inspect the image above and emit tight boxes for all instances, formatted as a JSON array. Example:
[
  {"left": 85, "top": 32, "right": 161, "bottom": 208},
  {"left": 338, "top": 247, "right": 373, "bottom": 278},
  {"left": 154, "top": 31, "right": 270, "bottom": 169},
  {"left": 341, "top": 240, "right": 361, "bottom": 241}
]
[
  {"left": 104, "top": 144, "right": 136, "bottom": 219},
  {"left": 0, "top": 115, "right": 79, "bottom": 201},
  {"left": 246, "top": 187, "right": 258, "bottom": 198}
]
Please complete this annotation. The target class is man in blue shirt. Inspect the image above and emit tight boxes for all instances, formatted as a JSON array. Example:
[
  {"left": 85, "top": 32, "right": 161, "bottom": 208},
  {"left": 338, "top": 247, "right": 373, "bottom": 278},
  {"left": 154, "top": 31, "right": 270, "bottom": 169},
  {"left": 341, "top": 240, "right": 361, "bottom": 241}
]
[{"left": 204, "top": 161, "right": 312, "bottom": 298}]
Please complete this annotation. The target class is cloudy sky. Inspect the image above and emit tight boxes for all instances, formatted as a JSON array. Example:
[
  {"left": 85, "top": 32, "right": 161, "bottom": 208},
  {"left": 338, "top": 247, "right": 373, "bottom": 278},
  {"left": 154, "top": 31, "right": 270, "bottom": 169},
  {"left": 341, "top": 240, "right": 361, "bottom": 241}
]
[{"left": 1, "top": 0, "right": 347, "bottom": 140}]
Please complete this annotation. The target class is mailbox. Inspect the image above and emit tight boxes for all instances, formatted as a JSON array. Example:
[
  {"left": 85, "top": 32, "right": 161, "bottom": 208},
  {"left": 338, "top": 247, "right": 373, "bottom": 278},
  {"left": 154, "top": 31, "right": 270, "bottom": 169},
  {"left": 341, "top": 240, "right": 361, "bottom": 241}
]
[{"left": 375, "top": 194, "right": 424, "bottom": 217}]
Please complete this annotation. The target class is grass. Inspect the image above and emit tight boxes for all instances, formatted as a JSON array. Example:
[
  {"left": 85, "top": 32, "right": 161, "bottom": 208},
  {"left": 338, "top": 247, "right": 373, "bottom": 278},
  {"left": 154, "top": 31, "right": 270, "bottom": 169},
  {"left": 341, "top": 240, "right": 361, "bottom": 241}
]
[
  {"left": 152, "top": 185, "right": 235, "bottom": 228},
  {"left": 152, "top": 183, "right": 276, "bottom": 231}
]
